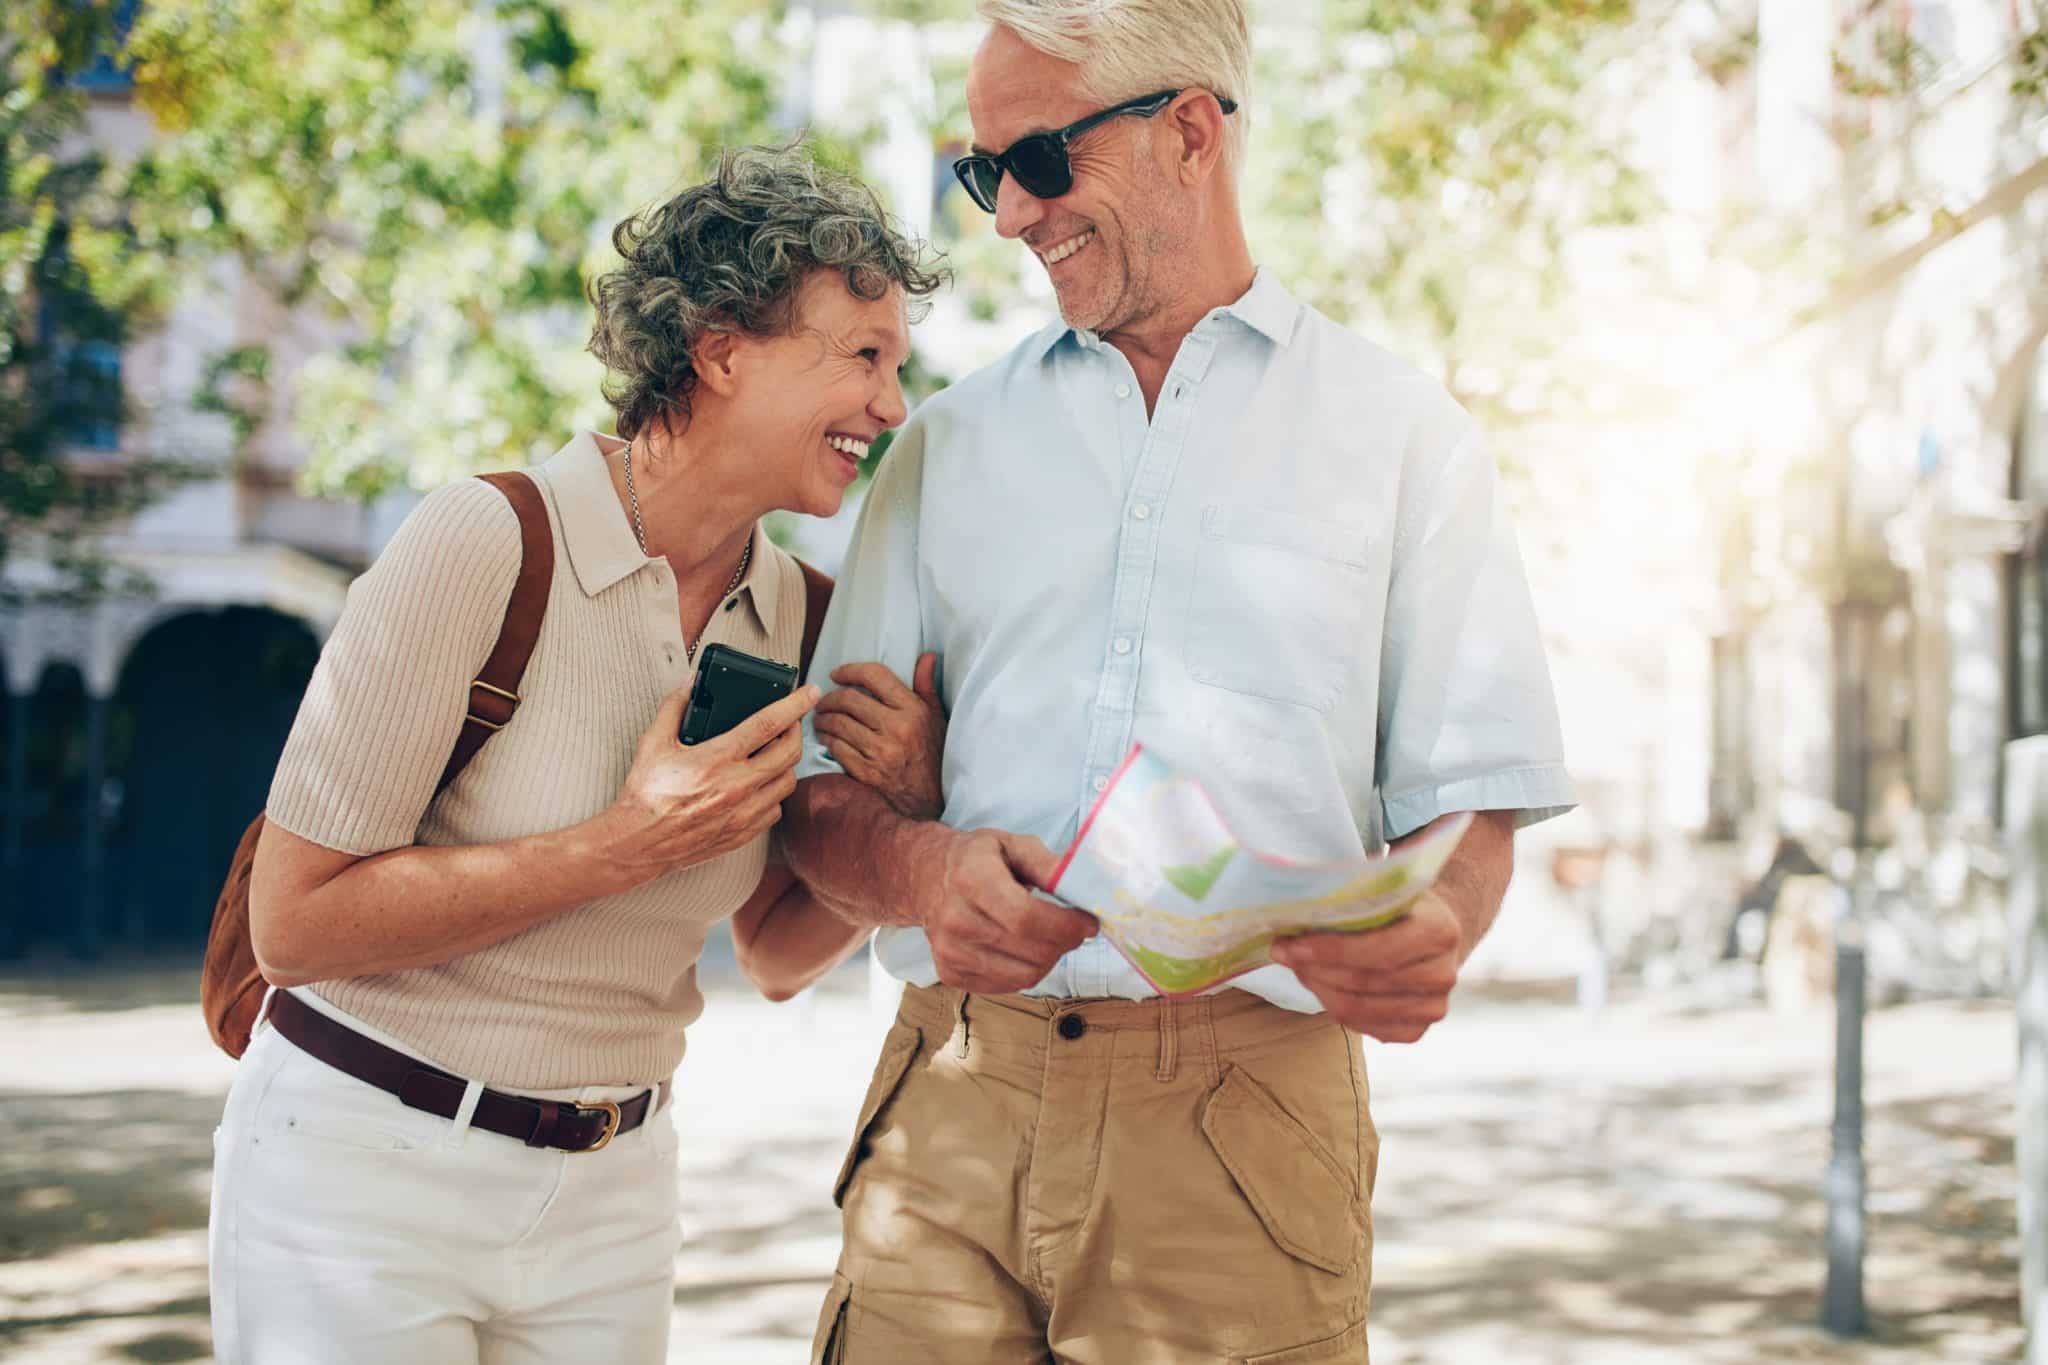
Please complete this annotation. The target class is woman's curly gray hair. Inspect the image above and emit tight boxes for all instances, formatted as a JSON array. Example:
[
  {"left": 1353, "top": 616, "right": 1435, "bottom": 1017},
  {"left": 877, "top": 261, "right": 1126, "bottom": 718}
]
[{"left": 587, "top": 145, "right": 949, "bottom": 441}]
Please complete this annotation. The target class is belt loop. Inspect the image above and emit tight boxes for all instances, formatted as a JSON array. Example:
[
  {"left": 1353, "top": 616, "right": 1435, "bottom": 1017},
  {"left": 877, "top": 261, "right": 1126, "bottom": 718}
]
[
  {"left": 954, "top": 990, "right": 972, "bottom": 1058},
  {"left": 526, "top": 1099, "right": 562, "bottom": 1150},
  {"left": 1155, "top": 999, "right": 1180, "bottom": 1083},
  {"left": 443, "top": 1077, "right": 485, "bottom": 1149},
  {"left": 1198, "top": 997, "right": 1223, "bottom": 1085}
]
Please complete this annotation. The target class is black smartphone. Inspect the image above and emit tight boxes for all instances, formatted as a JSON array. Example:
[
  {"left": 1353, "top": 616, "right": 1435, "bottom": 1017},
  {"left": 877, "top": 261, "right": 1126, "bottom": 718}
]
[{"left": 679, "top": 643, "right": 800, "bottom": 746}]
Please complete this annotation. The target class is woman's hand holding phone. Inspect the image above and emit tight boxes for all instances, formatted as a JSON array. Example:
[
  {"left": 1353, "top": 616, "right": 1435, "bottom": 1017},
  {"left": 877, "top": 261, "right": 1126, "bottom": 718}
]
[{"left": 604, "top": 683, "right": 821, "bottom": 884}]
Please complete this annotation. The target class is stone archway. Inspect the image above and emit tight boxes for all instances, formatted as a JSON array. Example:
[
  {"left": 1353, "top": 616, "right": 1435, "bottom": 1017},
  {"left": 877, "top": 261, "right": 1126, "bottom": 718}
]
[
  {"left": 4, "top": 664, "right": 92, "bottom": 956},
  {"left": 106, "top": 607, "right": 319, "bottom": 949}
]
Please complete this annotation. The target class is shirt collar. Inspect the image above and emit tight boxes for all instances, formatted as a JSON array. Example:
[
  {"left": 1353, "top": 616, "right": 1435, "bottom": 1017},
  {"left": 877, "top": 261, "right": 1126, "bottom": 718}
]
[
  {"left": 1033, "top": 265, "right": 1300, "bottom": 360},
  {"left": 1218, "top": 266, "right": 1301, "bottom": 346},
  {"left": 539, "top": 432, "right": 777, "bottom": 629},
  {"left": 543, "top": 432, "right": 645, "bottom": 597}
]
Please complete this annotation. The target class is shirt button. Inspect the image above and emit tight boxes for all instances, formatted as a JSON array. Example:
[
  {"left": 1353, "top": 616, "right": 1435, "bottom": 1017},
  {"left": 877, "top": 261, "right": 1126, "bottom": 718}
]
[
  {"left": 724, "top": 598, "right": 739, "bottom": 612},
  {"left": 1057, "top": 1014, "right": 1087, "bottom": 1041},
  {"left": 1092, "top": 775, "right": 1110, "bottom": 794},
  {"left": 1115, "top": 383, "right": 1132, "bottom": 400},
  {"left": 1132, "top": 503, "right": 1151, "bottom": 520},
  {"left": 1113, "top": 637, "right": 1132, "bottom": 655}
]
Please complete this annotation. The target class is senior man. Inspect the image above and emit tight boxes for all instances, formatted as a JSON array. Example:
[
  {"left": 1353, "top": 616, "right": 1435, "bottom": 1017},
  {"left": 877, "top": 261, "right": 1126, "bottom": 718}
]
[{"left": 783, "top": 1, "right": 1576, "bottom": 1360}]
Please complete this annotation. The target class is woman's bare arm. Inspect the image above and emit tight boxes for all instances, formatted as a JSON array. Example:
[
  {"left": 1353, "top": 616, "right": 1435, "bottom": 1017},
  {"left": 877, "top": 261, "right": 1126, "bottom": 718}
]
[
  {"left": 727, "top": 862, "right": 871, "bottom": 1002},
  {"left": 253, "top": 817, "right": 644, "bottom": 987},
  {"left": 250, "top": 685, "right": 817, "bottom": 987}
]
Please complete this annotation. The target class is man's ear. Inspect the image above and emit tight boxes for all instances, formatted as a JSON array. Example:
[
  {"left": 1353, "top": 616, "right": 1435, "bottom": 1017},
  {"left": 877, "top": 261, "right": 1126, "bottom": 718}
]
[
  {"left": 1166, "top": 91, "right": 1229, "bottom": 188},
  {"left": 694, "top": 328, "right": 744, "bottom": 398}
]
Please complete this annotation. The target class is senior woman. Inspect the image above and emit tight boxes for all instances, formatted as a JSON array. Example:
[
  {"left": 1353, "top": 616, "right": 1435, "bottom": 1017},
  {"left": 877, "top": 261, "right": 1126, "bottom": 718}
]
[{"left": 208, "top": 146, "right": 949, "bottom": 1363}]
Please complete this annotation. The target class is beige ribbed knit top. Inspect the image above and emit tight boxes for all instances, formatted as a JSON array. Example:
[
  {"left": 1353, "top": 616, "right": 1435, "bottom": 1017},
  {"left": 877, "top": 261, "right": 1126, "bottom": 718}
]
[{"left": 266, "top": 432, "right": 807, "bottom": 1089}]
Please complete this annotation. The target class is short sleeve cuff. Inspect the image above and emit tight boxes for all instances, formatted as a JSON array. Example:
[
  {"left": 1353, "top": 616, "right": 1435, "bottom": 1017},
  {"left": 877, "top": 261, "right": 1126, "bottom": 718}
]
[
  {"left": 1381, "top": 765, "right": 1578, "bottom": 841},
  {"left": 261, "top": 794, "right": 412, "bottom": 860}
]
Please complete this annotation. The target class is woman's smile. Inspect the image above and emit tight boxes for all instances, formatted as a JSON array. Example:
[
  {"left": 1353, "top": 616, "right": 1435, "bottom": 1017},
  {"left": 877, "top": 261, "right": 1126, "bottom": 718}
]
[{"left": 825, "top": 431, "right": 872, "bottom": 484}]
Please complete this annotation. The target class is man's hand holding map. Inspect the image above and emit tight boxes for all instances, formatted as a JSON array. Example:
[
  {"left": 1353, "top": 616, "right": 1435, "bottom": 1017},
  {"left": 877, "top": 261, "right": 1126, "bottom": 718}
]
[{"left": 1046, "top": 745, "right": 1474, "bottom": 996}]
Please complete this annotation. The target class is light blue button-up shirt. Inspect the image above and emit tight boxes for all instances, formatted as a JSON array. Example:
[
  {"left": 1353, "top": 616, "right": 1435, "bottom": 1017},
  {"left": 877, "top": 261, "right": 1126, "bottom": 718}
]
[{"left": 797, "top": 269, "right": 1575, "bottom": 1012}]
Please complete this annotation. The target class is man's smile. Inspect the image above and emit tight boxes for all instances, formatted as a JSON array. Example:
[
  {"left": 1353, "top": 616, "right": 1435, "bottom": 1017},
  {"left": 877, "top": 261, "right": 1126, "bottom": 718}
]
[{"left": 1037, "top": 229, "right": 1096, "bottom": 270}]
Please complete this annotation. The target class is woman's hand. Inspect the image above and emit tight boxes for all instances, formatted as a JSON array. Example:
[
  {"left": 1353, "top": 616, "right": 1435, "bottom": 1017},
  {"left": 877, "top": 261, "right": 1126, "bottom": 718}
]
[
  {"left": 814, "top": 652, "right": 946, "bottom": 821},
  {"left": 605, "top": 683, "right": 822, "bottom": 881}
]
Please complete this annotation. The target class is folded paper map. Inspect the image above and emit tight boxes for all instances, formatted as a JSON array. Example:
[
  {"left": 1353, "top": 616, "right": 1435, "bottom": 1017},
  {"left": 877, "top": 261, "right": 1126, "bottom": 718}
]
[{"left": 1046, "top": 745, "right": 1474, "bottom": 996}]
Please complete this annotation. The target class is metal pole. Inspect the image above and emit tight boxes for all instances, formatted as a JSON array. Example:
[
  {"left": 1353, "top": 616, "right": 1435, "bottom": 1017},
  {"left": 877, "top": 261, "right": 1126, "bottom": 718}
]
[
  {"left": 2006, "top": 735, "right": 2048, "bottom": 1364},
  {"left": 1823, "top": 909, "right": 1869, "bottom": 1337}
]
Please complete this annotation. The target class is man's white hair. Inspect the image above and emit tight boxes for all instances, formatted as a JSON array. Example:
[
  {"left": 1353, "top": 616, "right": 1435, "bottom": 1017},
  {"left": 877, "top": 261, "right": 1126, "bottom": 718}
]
[{"left": 976, "top": 0, "right": 1253, "bottom": 164}]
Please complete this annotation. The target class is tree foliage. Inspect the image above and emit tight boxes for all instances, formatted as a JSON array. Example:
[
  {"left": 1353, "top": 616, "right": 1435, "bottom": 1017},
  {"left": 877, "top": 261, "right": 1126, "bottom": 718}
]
[
  {"left": 123, "top": 0, "right": 814, "bottom": 498},
  {"left": 1, "top": 1, "right": 182, "bottom": 599},
  {"left": 1243, "top": 0, "right": 1662, "bottom": 421}
]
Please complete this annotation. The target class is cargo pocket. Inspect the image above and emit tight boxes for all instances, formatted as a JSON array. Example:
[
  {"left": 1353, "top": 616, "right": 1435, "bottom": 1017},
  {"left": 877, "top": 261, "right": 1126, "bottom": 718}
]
[
  {"left": 1242, "top": 1317, "right": 1368, "bottom": 1364},
  {"left": 811, "top": 1271, "right": 853, "bottom": 1364},
  {"left": 1200, "top": 1064, "right": 1360, "bottom": 1275},
  {"left": 832, "top": 1024, "right": 922, "bottom": 1208}
]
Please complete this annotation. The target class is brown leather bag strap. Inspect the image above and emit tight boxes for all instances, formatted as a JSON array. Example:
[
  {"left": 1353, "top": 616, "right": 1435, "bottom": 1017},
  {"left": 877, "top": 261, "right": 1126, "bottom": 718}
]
[
  {"left": 795, "top": 557, "right": 834, "bottom": 683},
  {"left": 437, "top": 472, "right": 554, "bottom": 794}
]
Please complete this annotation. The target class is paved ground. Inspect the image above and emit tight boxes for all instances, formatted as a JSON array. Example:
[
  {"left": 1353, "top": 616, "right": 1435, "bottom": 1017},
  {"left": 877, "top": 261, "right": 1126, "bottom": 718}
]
[{"left": 0, "top": 958, "right": 2022, "bottom": 1363}]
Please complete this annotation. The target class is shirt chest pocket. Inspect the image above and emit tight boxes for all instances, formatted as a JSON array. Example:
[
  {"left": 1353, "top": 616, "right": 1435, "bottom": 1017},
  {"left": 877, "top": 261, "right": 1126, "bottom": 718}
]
[{"left": 1185, "top": 504, "right": 1371, "bottom": 713}]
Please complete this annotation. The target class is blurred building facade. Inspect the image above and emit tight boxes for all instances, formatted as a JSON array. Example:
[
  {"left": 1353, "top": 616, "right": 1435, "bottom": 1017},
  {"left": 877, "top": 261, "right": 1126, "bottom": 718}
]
[{"left": 1697, "top": 0, "right": 2045, "bottom": 993}]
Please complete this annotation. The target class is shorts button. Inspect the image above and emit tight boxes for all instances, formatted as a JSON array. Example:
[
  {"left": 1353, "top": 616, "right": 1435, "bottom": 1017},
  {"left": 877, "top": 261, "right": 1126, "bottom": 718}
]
[{"left": 1057, "top": 1014, "right": 1087, "bottom": 1041}]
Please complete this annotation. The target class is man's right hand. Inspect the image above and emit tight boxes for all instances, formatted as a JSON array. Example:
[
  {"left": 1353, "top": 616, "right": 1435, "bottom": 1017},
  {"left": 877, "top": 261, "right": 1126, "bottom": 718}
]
[{"left": 911, "top": 827, "right": 1097, "bottom": 994}]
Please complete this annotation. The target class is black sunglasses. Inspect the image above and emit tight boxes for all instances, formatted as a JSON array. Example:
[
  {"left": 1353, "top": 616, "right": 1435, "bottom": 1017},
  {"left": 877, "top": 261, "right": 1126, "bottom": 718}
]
[{"left": 952, "top": 87, "right": 1239, "bottom": 214}]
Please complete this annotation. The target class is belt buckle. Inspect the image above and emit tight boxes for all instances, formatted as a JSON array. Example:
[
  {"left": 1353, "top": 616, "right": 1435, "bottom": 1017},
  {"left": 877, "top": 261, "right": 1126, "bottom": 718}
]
[{"left": 574, "top": 1100, "right": 622, "bottom": 1153}]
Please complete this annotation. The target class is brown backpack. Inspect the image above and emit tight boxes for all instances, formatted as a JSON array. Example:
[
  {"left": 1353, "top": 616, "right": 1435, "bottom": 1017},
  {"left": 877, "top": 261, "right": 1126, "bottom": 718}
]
[{"left": 201, "top": 471, "right": 835, "bottom": 1058}]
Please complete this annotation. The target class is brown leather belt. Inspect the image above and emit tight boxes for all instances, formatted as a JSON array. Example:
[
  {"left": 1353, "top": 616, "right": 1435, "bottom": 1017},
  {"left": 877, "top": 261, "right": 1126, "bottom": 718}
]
[{"left": 266, "top": 990, "right": 668, "bottom": 1154}]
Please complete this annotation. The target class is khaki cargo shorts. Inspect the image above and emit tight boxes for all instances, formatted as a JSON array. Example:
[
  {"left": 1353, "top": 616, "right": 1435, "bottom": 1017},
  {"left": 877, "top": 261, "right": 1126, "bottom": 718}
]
[{"left": 814, "top": 984, "right": 1377, "bottom": 1364}]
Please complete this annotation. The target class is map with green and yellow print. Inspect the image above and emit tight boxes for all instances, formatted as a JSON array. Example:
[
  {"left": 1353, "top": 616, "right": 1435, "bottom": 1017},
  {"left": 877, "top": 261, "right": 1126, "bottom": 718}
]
[{"left": 1047, "top": 745, "right": 1474, "bottom": 996}]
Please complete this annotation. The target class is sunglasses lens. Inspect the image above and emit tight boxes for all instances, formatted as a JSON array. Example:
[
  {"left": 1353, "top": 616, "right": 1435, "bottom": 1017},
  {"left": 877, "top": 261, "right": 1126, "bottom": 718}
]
[
  {"left": 955, "top": 158, "right": 1002, "bottom": 213},
  {"left": 1005, "top": 136, "right": 1072, "bottom": 199}
]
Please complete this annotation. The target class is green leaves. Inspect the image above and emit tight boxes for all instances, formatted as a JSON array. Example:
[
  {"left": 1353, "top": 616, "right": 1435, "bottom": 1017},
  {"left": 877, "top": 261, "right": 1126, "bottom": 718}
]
[
  {"left": 121, "top": 0, "right": 797, "bottom": 494},
  {"left": 2019, "top": 25, "right": 2048, "bottom": 105},
  {"left": 2, "top": 1, "right": 191, "bottom": 596},
  {"left": 1245, "top": 1, "right": 1661, "bottom": 420}
]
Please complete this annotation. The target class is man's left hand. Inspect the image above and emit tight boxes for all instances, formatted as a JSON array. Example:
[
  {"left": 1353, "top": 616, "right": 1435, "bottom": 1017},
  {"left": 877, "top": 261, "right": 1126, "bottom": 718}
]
[
  {"left": 815, "top": 653, "right": 947, "bottom": 821},
  {"left": 1269, "top": 894, "right": 1464, "bottom": 1043}
]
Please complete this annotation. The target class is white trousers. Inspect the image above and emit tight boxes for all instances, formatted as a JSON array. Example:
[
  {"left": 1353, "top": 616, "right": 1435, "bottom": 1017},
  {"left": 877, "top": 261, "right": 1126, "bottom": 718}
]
[{"left": 208, "top": 1017, "right": 682, "bottom": 1364}]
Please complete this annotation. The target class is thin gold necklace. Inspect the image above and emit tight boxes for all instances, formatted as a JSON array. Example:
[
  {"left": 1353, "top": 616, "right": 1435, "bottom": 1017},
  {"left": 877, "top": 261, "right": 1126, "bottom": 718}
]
[{"left": 623, "top": 444, "right": 753, "bottom": 660}]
